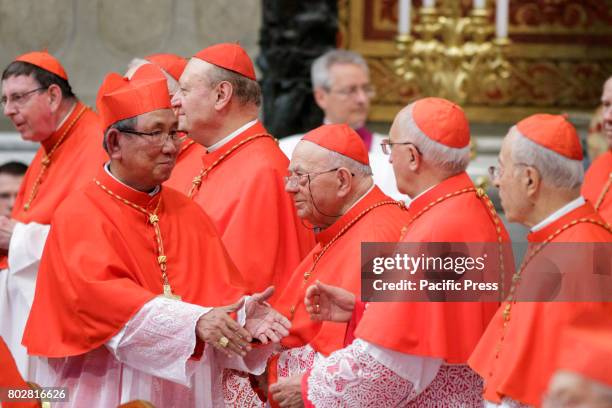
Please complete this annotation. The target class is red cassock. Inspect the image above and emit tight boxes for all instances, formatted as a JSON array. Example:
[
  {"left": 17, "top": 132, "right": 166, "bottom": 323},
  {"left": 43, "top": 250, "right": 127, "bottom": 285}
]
[
  {"left": 273, "top": 186, "right": 409, "bottom": 357},
  {"left": 469, "top": 202, "right": 612, "bottom": 407},
  {"left": 165, "top": 122, "right": 315, "bottom": 297},
  {"left": 0, "top": 337, "right": 39, "bottom": 408},
  {"left": 12, "top": 102, "right": 107, "bottom": 225},
  {"left": 22, "top": 167, "right": 245, "bottom": 357},
  {"left": 582, "top": 150, "right": 612, "bottom": 224},
  {"left": 354, "top": 172, "right": 509, "bottom": 364}
]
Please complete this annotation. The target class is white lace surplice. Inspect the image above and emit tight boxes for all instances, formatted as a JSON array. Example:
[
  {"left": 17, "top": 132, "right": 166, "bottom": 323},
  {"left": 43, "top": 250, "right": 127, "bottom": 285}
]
[
  {"left": 34, "top": 296, "right": 271, "bottom": 408},
  {"left": 305, "top": 339, "right": 484, "bottom": 407}
]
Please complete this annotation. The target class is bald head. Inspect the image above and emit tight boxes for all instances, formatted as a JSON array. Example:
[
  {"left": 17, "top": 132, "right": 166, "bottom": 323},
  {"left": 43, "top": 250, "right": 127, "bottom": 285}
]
[{"left": 601, "top": 76, "right": 612, "bottom": 149}]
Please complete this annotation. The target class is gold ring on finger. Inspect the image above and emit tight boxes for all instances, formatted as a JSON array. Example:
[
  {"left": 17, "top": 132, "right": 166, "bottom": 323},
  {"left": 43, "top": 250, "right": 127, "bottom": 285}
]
[{"left": 218, "top": 336, "right": 229, "bottom": 348}]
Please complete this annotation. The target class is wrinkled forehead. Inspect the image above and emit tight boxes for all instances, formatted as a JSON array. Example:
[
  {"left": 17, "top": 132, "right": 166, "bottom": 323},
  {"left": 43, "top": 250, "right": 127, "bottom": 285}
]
[{"left": 290, "top": 140, "right": 330, "bottom": 171}]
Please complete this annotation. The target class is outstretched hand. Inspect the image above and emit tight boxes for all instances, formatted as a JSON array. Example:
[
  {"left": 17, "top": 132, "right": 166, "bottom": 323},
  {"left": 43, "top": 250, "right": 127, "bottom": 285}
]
[
  {"left": 245, "top": 286, "right": 291, "bottom": 344},
  {"left": 196, "top": 297, "right": 252, "bottom": 358},
  {"left": 304, "top": 280, "right": 355, "bottom": 323}
]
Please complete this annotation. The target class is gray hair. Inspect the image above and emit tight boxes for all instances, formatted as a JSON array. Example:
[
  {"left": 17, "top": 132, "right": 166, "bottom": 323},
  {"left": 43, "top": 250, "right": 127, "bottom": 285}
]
[
  {"left": 510, "top": 126, "right": 583, "bottom": 190},
  {"left": 311, "top": 49, "right": 369, "bottom": 90},
  {"left": 206, "top": 64, "right": 261, "bottom": 107},
  {"left": 103, "top": 116, "right": 138, "bottom": 153},
  {"left": 400, "top": 104, "right": 470, "bottom": 175},
  {"left": 326, "top": 149, "right": 373, "bottom": 177},
  {"left": 125, "top": 58, "right": 179, "bottom": 95}
]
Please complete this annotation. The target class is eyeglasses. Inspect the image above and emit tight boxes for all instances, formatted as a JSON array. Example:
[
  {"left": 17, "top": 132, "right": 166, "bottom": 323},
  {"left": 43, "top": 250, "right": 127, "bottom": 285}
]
[
  {"left": 380, "top": 139, "right": 421, "bottom": 156},
  {"left": 1, "top": 87, "right": 47, "bottom": 109},
  {"left": 284, "top": 167, "right": 354, "bottom": 189},
  {"left": 488, "top": 163, "right": 529, "bottom": 181},
  {"left": 327, "top": 85, "right": 376, "bottom": 99},
  {"left": 117, "top": 128, "right": 181, "bottom": 146}
]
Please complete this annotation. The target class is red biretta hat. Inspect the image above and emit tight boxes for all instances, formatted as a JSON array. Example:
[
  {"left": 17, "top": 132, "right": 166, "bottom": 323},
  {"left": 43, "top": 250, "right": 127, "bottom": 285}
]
[
  {"left": 556, "top": 308, "right": 612, "bottom": 386},
  {"left": 516, "top": 114, "right": 583, "bottom": 160},
  {"left": 411, "top": 97, "right": 470, "bottom": 148},
  {"left": 97, "top": 64, "right": 171, "bottom": 130},
  {"left": 302, "top": 124, "right": 370, "bottom": 165},
  {"left": 193, "top": 43, "right": 256, "bottom": 81},
  {"left": 14, "top": 50, "right": 68, "bottom": 80},
  {"left": 144, "top": 53, "right": 187, "bottom": 81}
]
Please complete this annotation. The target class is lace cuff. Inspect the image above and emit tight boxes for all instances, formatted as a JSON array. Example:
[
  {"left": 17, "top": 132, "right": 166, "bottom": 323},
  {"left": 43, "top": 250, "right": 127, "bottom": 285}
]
[
  {"left": 106, "top": 296, "right": 211, "bottom": 386},
  {"left": 305, "top": 339, "right": 418, "bottom": 407}
]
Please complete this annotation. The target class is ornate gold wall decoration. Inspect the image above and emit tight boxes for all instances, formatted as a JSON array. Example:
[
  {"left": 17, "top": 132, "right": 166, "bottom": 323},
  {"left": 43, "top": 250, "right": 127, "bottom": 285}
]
[{"left": 339, "top": 0, "right": 612, "bottom": 123}]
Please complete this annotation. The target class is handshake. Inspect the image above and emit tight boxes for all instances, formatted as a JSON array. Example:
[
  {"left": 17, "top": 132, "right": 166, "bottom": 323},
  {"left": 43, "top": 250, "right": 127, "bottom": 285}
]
[{"left": 195, "top": 286, "right": 291, "bottom": 357}]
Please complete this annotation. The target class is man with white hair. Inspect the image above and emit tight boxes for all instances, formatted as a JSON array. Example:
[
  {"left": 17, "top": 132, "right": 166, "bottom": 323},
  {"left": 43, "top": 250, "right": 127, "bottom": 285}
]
[
  {"left": 469, "top": 114, "right": 611, "bottom": 408},
  {"left": 273, "top": 97, "right": 510, "bottom": 407},
  {"left": 279, "top": 49, "right": 403, "bottom": 200},
  {"left": 582, "top": 76, "right": 612, "bottom": 223},
  {"left": 266, "top": 123, "right": 409, "bottom": 407}
]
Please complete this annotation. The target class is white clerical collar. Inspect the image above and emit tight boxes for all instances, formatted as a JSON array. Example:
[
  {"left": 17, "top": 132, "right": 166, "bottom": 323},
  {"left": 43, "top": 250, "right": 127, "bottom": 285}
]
[
  {"left": 207, "top": 119, "right": 258, "bottom": 153},
  {"left": 104, "top": 162, "right": 160, "bottom": 196},
  {"left": 408, "top": 183, "right": 437, "bottom": 204},
  {"left": 345, "top": 181, "right": 375, "bottom": 213},
  {"left": 530, "top": 196, "right": 585, "bottom": 232},
  {"left": 56, "top": 102, "right": 77, "bottom": 130}
]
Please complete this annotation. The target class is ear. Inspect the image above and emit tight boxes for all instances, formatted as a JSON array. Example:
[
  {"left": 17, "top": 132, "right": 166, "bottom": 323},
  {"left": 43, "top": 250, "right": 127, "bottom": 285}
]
[
  {"left": 407, "top": 144, "right": 422, "bottom": 172},
  {"left": 336, "top": 168, "right": 353, "bottom": 198},
  {"left": 106, "top": 129, "right": 123, "bottom": 160},
  {"left": 214, "top": 81, "right": 234, "bottom": 111},
  {"left": 524, "top": 166, "right": 541, "bottom": 199},
  {"left": 313, "top": 87, "right": 328, "bottom": 110},
  {"left": 47, "top": 84, "right": 63, "bottom": 112}
]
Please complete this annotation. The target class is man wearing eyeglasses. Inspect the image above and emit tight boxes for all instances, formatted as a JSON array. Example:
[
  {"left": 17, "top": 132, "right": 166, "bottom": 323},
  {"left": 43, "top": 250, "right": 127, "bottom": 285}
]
[
  {"left": 22, "top": 64, "right": 291, "bottom": 408},
  {"left": 279, "top": 49, "right": 404, "bottom": 201},
  {"left": 582, "top": 76, "right": 612, "bottom": 224},
  {"left": 0, "top": 51, "right": 106, "bottom": 379},
  {"left": 469, "top": 114, "right": 611, "bottom": 408},
  {"left": 267, "top": 123, "right": 410, "bottom": 407},
  {"left": 280, "top": 98, "right": 511, "bottom": 407}
]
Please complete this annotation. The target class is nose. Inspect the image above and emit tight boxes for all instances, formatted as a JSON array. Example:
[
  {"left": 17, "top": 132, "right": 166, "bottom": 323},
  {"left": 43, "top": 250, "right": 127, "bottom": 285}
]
[
  {"left": 284, "top": 178, "right": 298, "bottom": 193},
  {"left": 170, "top": 91, "right": 181, "bottom": 109},
  {"left": 355, "top": 88, "right": 369, "bottom": 104},
  {"left": 3, "top": 100, "right": 17, "bottom": 117}
]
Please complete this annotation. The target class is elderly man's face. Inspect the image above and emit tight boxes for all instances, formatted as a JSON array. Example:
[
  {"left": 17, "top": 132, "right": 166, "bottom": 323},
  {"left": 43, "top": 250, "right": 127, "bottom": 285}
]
[
  {"left": 115, "top": 109, "right": 179, "bottom": 188},
  {"left": 0, "top": 173, "right": 23, "bottom": 216},
  {"left": 2, "top": 74, "right": 55, "bottom": 142},
  {"left": 601, "top": 78, "right": 612, "bottom": 149},
  {"left": 172, "top": 59, "right": 216, "bottom": 137},
  {"left": 387, "top": 112, "right": 419, "bottom": 197},
  {"left": 285, "top": 141, "right": 341, "bottom": 227},
  {"left": 493, "top": 132, "right": 531, "bottom": 224},
  {"left": 315, "top": 63, "right": 372, "bottom": 129}
]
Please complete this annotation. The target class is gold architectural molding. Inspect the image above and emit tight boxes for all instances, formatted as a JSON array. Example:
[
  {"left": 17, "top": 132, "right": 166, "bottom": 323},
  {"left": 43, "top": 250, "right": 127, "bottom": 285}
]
[{"left": 339, "top": 0, "right": 612, "bottom": 123}]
